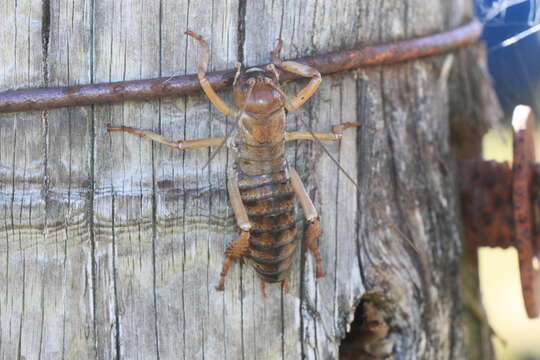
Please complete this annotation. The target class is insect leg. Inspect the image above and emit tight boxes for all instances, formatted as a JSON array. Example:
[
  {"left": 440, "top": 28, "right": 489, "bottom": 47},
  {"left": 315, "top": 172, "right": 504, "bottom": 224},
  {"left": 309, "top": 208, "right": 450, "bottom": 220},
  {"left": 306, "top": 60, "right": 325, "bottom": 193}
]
[
  {"left": 227, "top": 170, "right": 251, "bottom": 232},
  {"left": 272, "top": 39, "right": 321, "bottom": 111},
  {"left": 286, "top": 122, "right": 361, "bottom": 141},
  {"left": 216, "top": 231, "right": 250, "bottom": 291},
  {"left": 290, "top": 167, "right": 325, "bottom": 278},
  {"left": 216, "top": 170, "right": 252, "bottom": 291},
  {"left": 185, "top": 30, "right": 237, "bottom": 117},
  {"left": 106, "top": 124, "right": 224, "bottom": 150}
]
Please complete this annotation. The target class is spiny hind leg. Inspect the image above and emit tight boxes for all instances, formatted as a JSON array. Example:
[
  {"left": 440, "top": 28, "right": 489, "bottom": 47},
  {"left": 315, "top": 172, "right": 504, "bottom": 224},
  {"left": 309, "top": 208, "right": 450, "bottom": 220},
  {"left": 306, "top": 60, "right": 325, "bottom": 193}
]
[
  {"left": 216, "top": 170, "right": 253, "bottom": 290},
  {"left": 271, "top": 39, "right": 321, "bottom": 111},
  {"left": 216, "top": 231, "right": 250, "bottom": 291},
  {"left": 289, "top": 168, "right": 325, "bottom": 278}
]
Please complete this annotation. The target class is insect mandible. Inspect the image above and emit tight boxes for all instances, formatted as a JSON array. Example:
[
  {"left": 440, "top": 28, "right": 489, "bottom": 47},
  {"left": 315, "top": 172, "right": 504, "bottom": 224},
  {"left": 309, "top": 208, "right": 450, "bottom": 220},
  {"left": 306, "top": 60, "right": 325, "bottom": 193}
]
[{"left": 107, "top": 30, "right": 360, "bottom": 295}]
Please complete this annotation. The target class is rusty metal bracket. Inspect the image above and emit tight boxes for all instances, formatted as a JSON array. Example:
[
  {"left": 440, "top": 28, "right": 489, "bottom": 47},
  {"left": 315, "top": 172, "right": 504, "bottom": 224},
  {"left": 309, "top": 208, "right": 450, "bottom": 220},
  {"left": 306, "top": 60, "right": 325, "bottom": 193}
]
[
  {"left": 0, "top": 20, "right": 482, "bottom": 114},
  {"left": 460, "top": 105, "right": 540, "bottom": 319}
]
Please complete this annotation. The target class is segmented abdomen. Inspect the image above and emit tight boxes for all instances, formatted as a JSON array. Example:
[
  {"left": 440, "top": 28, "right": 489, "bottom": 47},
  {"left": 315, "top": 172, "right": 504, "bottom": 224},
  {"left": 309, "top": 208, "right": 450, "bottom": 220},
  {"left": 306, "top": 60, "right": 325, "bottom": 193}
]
[{"left": 236, "top": 140, "right": 297, "bottom": 283}]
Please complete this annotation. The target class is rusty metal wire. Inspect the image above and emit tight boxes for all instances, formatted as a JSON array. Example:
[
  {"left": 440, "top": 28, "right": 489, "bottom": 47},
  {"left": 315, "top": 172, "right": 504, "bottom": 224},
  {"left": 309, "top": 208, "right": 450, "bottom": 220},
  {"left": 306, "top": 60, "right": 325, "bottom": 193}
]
[{"left": 0, "top": 20, "right": 482, "bottom": 114}]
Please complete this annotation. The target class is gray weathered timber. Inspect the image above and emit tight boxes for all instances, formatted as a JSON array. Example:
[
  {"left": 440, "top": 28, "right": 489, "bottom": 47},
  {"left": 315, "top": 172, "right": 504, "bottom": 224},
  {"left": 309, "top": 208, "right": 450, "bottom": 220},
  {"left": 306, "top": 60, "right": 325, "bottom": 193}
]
[{"left": 0, "top": 0, "right": 480, "bottom": 359}]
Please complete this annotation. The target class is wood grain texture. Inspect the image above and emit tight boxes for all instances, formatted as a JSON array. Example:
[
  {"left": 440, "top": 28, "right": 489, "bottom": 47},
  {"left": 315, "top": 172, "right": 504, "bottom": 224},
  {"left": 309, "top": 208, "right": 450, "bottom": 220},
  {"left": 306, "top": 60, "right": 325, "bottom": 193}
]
[{"left": 0, "top": 1, "right": 478, "bottom": 359}]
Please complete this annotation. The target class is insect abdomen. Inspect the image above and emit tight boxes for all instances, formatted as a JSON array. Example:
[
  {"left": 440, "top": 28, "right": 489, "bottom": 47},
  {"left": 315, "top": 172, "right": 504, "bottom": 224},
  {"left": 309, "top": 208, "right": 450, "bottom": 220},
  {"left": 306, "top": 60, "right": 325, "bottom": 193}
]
[{"left": 237, "top": 141, "right": 297, "bottom": 283}]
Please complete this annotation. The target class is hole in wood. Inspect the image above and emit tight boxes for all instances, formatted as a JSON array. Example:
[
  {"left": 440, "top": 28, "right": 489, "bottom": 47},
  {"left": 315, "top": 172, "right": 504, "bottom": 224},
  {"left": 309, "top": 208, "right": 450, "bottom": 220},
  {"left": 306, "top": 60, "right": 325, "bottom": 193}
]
[{"left": 339, "top": 291, "right": 395, "bottom": 360}]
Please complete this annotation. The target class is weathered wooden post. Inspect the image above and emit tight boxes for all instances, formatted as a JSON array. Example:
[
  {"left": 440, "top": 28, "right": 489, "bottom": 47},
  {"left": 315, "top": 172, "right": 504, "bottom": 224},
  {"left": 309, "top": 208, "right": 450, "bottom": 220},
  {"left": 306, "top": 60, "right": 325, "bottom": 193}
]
[{"left": 0, "top": 1, "right": 497, "bottom": 358}]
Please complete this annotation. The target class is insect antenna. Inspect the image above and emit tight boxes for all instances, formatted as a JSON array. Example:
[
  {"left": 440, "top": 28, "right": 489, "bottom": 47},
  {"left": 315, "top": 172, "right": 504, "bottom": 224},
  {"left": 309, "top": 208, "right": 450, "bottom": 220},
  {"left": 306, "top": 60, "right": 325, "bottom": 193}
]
[
  {"left": 297, "top": 116, "right": 359, "bottom": 187},
  {"left": 201, "top": 127, "right": 235, "bottom": 170},
  {"left": 271, "top": 84, "right": 360, "bottom": 186},
  {"left": 295, "top": 114, "right": 420, "bottom": 254}
]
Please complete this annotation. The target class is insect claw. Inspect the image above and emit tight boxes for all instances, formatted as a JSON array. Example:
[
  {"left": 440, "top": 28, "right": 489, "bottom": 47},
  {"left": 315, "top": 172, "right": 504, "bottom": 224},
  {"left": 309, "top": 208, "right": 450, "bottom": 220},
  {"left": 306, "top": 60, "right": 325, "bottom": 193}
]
[
  {"left": 331, "top": 122, "right": 362, "bottom": 135},
  {"left": 184, "top": 29, "right": 201, "bottom": 41},
  {"left": 216, "top": 279, "right": 225, "bottom": 291},
  {"left": 260, "top": 280, "right": 268, "bottom": 297}
]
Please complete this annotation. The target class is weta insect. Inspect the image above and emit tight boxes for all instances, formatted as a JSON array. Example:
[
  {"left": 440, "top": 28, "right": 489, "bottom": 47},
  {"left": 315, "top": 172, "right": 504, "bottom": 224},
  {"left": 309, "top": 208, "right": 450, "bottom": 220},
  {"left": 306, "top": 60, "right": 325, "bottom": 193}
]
[{"left": 107, "top": 30, "right": 360, "bottom": 294}]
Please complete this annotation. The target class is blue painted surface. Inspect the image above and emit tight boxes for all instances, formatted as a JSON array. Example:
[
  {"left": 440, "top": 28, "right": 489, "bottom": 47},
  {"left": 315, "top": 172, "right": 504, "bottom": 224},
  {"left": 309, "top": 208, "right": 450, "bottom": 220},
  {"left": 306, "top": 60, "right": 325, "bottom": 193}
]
[{"left": 475, "top": 0, "right": 540, "bottom": 114}]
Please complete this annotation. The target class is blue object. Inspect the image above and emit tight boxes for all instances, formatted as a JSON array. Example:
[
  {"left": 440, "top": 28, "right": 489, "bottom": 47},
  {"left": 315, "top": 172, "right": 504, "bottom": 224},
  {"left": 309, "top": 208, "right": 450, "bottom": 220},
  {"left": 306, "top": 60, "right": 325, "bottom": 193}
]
[{"left": 475, "top": 0, "right": 540, "bottom": 115}]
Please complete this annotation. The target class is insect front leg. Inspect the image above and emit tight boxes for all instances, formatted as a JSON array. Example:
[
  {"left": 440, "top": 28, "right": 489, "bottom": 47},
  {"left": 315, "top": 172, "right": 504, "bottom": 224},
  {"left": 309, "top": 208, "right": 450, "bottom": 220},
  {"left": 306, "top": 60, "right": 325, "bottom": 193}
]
[
  {"left": 216, "top": 170, "right": 252, "bottom": 291},
  {"left": 185, "top": 30, "right": 238, "bottom": 117},
  {"left": 106, "top": 124, "right": 225, "bottom": 150},
  {"left": 290, "top": 168, "right": 325, "bottom": 278},
  {"left": 271, "top": 39, "right": 321, "bottom": 111}
]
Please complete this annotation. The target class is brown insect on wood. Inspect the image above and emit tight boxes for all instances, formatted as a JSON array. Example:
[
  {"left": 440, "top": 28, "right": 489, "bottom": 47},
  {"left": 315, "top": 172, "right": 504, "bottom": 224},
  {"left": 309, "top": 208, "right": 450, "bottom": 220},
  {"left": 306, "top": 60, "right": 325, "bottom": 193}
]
[{"left": 107, "top": 30, "right": 360, "bottom": 294}]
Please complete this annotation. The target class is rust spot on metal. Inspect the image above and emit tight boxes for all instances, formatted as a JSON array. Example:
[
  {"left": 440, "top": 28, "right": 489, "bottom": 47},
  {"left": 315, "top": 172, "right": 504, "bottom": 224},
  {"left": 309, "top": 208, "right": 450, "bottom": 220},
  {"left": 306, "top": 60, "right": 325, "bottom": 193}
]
[
  {"left": 112, "top": 84, "right": 126, "bottom": 93},
  {"left": 460, "top": 159, "right": 515, "bottom": 249},
  {"left": 65, "top": 85, "right": 83, "bottom": 96},
  {"left": 0, "top": 20, "right": 482, "bottom": 114}
]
